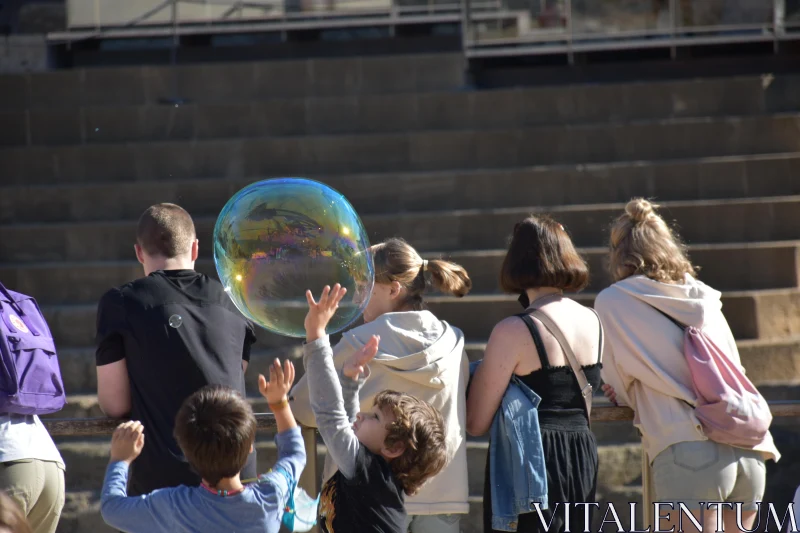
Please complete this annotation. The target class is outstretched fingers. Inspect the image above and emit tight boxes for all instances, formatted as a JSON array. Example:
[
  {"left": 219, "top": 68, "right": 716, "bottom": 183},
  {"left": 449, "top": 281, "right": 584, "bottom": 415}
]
[
  {"left": 283, "top": 359, "right": 295, "bottom": 388},
  {"left": 305, "top": 290, "right": 317, "bottom": 307}
]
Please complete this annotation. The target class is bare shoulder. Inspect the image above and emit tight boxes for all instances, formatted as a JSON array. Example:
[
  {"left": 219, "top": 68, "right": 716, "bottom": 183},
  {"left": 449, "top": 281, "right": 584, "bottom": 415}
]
[
  {"left": 485, "top": 315, "right": 534, "bottom": 365},
  {"left": 486, "top": 315, "right": 534, "bottom": 352},
  {"left": 557, "top": 298, "right": 601, "bottom": 324},
  {"left": 490, "top": 315, "right": 530, "bottom": 340}
]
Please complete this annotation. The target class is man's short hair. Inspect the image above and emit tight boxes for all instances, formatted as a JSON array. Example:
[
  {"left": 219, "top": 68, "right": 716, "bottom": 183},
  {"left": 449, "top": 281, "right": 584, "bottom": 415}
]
[
  {"left": 173, "top": 385, "right": 256, "bottom": 486},
  {"left": 374, "top": 390, "right": 448, "bottom": 496},
  {"left": 136, "top": 203, "right": 196, "bottom": 259}
]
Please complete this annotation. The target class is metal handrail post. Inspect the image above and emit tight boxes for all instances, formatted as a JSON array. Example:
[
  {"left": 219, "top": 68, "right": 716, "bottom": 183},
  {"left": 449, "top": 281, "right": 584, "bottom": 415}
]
[
  {"left": 460, "top": 0, "right": 472, "bottom": 55},
  {"left": 299, "top": 426, "right": 320, "bottom": 533},
  {"left": 159, "top": 0, "right": 191, "bottom": 105},
  {"left": 93, "top": 0, "right": 100, "bottom": 31},
  {"left": 774, "top": 0, "right": 786, "bottom": 52},
  {"left": 669, "top": 0, "right": 677, "bottom": 59},
  {"left": 565, "top": 0, "right": 573, "bottom": 65},
  {"left": 641, "top": 446, "right": 653, "bottom": 530}
]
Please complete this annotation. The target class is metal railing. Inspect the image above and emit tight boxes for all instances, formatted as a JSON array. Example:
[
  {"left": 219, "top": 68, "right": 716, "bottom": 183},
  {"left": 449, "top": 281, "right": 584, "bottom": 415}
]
[
  {"left": 42, "top": 401, "right": 800, "bottom": 532},
  {"left": 462, "top": 0, "right": 800, "bottom": 59},
  {"left": 49, "top": 0, "right": 504, "bottom": 40},
  {"left": 48, "top": 0, "right": 800, "bottom": 62}
]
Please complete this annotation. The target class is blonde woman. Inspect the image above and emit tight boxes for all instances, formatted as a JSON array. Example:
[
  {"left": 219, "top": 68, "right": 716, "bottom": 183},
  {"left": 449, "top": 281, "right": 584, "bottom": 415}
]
[
  {"left": 290, "top": 238, "right": 471, "bottom": 533},
  {"left": 597, "top": 198, "right": 780, "bottom": 533}
]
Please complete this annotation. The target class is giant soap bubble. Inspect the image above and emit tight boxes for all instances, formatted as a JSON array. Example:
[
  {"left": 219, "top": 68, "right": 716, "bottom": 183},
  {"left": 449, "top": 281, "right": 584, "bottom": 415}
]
[{"left": 213, "top": 178, "right": 374, "bottom": 338}]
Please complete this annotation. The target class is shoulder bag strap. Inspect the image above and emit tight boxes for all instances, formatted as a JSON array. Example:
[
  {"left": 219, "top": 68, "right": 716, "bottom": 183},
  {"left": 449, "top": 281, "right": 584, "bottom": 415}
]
[
  {"left": 588, "top": 307, "right": 603, "bottom": 364},
  {"left": 529, "top": 309, "right": 593, "bottom": 424},
  {"left": 0, "top": 281, "right": 24, "bottom": 316}
]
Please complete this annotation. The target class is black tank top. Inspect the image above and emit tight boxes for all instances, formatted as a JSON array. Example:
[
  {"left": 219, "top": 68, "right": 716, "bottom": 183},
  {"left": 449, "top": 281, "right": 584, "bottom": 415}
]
[{"left": 514, "top": 312, "right": 603, "bottom": 430}]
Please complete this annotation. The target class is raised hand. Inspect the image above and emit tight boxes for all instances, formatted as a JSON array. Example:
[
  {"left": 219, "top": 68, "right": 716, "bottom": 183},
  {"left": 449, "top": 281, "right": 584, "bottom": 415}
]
[
  {"left": 259, "top": 358, "right": 296, "bottom": 406},
  {"left": 110, "top": 421, "right": 145, "bottom": 464},
  {"left": 343, "top": 335, "right": 380, "bottom": 380},
  {"left": 304, "top": 284, "right": 348, "bottom": 342}
]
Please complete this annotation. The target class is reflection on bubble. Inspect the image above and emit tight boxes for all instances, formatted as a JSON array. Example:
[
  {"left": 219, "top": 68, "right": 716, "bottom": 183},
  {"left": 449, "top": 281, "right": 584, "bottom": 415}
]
[
  {"left": 169, "top": 314, "right": 183, "bottom": 328},
  {"left": 213, "top": 178, "right": 375, "bottom": 338}
]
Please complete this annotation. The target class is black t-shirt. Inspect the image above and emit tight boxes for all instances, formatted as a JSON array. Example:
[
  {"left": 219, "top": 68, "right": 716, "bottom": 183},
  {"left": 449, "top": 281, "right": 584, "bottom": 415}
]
[
  {"left": 318, "top": 445, "right": 406, "bottom": 533},
  {"left": 95, "top": 269, "right": 258, "bottom": 496}
]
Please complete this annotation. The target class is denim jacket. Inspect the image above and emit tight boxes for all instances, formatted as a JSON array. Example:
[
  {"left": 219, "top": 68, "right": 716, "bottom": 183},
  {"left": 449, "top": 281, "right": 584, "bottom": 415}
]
[{"left": 469, "top": 361, "right": 548, "bottom": 532}]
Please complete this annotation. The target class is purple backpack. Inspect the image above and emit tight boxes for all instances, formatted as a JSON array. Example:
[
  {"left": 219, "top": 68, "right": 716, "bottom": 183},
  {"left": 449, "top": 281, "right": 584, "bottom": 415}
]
[
  {"left": 0, "top": 281, "right": 66, "bottom": 415},
  {"left": 657, "top": 306, "right": 771, "bottom": 447}
]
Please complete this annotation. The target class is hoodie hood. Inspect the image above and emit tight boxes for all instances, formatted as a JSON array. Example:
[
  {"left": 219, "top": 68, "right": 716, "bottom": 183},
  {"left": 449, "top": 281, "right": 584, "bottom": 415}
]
[
  {"left": 341, "top": 310, "right": 465, "bottom": 389},
  {"left": 613, "top": 274, "right": 722, "bottom": 329}
]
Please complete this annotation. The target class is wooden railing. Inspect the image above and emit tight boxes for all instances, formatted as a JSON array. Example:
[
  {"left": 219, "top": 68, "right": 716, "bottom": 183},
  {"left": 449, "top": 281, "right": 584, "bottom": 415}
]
[{"left": 43, "top": 401, "right": 800, "bottom": 531}]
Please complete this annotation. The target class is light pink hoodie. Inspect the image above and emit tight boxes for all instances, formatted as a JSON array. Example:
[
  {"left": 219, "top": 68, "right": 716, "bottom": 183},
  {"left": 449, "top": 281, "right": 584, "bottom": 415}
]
[{"left": 595, "top": 274, "right": 780, "bottom": 464}]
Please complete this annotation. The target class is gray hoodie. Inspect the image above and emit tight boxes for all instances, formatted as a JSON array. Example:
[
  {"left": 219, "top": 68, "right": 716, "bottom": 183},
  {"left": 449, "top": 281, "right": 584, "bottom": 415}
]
[{"left": 290, "top": 310, "right": 470, "bottom": 515}]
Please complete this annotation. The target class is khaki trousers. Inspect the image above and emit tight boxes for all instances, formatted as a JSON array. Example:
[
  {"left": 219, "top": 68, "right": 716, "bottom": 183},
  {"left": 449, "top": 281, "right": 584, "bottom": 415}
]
[{"left": 0, "top": 459, "right": 65, "bottom": 533}]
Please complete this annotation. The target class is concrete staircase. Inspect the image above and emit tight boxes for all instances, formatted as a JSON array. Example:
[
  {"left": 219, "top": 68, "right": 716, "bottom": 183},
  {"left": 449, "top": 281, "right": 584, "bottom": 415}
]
[{"left": 1, "top": 54, "right": 800, "bottom": 532}]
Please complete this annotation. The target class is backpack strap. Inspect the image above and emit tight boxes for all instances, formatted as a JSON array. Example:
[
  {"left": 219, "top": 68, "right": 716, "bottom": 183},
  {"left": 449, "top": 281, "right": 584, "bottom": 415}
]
[
  {"left": 643, "top": 303, "right": 697, "bottom": 409},
  {"left": 588, "top": 307, "right": 603, "bottom": 364},
  {"left": 0, "top": 281, "right": 41, "bottom": 336},
  {"left": 0, "top": 282, "right": 23, "bottom": 316},
  {"left": 529, "top": 309, "right": 593, "bottom": 424},
  {"left": 646, "top": 303, "right": 686, "bottom": 330}
]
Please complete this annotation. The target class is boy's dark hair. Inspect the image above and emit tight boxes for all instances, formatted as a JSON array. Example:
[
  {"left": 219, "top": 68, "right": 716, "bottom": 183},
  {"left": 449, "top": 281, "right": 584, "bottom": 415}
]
[
  {"left": 500, "top": 215, "right": 589, "bottom": 294},
  {"left": 374, "top": 390, "right": 448, "bottom": 496},
  {"left": 173, "top": 385, "right": 256, "bottom": 486},
  {"left": 137, "top": 203, "right": 196, "bottom": 258}
]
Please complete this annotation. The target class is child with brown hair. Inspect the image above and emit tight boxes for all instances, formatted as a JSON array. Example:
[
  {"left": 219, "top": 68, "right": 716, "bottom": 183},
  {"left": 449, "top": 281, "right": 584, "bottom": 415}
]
[
  {"left": 98, "top": 359, "right": 305, "bottom": 533},
  {"left": 302, "top": 283, "right": 449, "bottom": 533},
  {"left": 292, "top": 238, "right": 471, "bottom": 533}
]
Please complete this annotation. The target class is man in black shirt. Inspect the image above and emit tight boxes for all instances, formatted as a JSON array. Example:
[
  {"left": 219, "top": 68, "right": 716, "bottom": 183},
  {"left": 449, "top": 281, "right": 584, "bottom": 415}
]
[{"left": 95, "top": 203, "right": 258, "bottom": 496}]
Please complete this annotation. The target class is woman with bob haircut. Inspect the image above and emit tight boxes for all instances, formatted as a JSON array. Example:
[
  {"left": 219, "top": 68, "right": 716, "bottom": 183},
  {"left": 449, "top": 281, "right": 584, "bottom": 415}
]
[
  {"left": 467, "top": 215, "right": 603, "bottom": 533},
  {"left": 596, "top": 198, "right": 780, "bottom": 533}
]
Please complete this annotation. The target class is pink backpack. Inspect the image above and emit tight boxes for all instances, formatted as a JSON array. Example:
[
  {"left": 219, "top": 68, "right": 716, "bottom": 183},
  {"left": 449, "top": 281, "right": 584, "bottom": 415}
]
[{"left": 657, "top": 307, "right": 772, "bottom": 447}]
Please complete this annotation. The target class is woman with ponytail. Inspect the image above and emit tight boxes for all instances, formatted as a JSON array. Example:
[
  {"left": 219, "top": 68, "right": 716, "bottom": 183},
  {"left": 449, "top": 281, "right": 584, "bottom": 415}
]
[
  {"left": 596, "top": 198, "right": 779, "bottom": 533},
  {"left": 290, "top": 238, "right": 472, "bottom": 533}
]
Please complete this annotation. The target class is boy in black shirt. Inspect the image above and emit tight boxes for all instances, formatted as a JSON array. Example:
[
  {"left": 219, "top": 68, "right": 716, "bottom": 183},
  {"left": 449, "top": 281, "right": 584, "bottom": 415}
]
[
  {"left": 301, "top": 284, "right": 449, "bottom": 533},
  {"left": 95, "top": 203, "right": 257, "bottom": 496}
]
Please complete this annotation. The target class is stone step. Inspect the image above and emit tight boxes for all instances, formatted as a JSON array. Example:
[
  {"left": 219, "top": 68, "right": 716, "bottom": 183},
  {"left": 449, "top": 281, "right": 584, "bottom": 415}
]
[
  {"left": 37, "top": 290, "right": 800, "bottom": 353},
  {"left": 3, "top": 75, "right": 800, "bottom": 147},
  {"left": 3, "top": 152, "right": 800, "bottom": 224},
  {"left": 2, "top": 242, "right": 797, "bottom": 308},
  {"left": 2, "top": 114, "right": 800, "bottom": 185},
  {"left": 64, "top": 285, "right": 800, "bottom": 350},
  {"left": 425, "top": 290, "right": 800, "bottom": 344},
  {"left": 55, "top": 488, "right": 643, "bottom": 533},
  {"left": 0, "top": 53, "right": 465, "bottom": 112},
  {"left": 48, "top": 334, "right": 800, "bottom": 398},
  {"left": 3, "top": 196, "right": 800, "bottom": 263},
  {"left": 53, "top": 431, "right": 642, "bottom": 496}
]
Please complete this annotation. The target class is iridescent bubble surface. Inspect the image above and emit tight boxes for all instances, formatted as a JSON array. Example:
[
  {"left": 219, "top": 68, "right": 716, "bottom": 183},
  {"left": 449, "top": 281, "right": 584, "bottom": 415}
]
[
  {"left": 213, "top": 178, "right": 374, "bottom": 338},
  {"left": 168, "top": 314, "right": 183, "bottom": 328}
]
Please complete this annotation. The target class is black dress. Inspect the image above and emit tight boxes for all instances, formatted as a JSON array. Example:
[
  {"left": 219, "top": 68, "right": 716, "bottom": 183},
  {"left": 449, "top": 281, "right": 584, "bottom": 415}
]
[{"left": 483, "top": 313, "right": 602, "bottom": 533}]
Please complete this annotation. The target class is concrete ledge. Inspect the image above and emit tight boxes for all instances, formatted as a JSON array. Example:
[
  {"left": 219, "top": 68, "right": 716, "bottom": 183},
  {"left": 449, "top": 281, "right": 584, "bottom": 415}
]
[
  {"left": 2, "top": 242, "right": 797, "bottom": 307},
  {"left": 3, "top": 153, "right": 800, "bottom": 225},
  {"left": 49, "top": 336, "right": 800, "bottom": 406},
  {"left": 4, "top": 196, "right": 800, "bottom": 262},
  {"left": 0, "top": 53, "right": 464, "bottom": 111},
  {"left": 1, "top": 114, "right": 799, "bottom": 184},
  {"left": 1, "top": 75, "right": 799, "bottom": 147},
  {"left": 0, "top": 35, "right": 48, "bottom": 74},
  {"left": 37, "top": 290, "right": 800, "bottom": 356}
]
